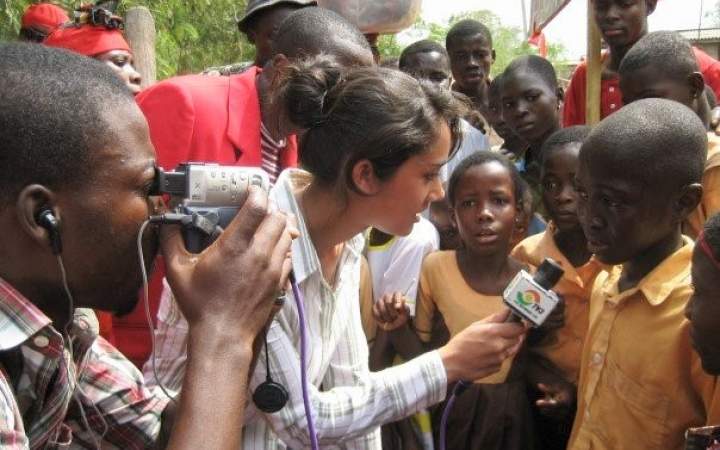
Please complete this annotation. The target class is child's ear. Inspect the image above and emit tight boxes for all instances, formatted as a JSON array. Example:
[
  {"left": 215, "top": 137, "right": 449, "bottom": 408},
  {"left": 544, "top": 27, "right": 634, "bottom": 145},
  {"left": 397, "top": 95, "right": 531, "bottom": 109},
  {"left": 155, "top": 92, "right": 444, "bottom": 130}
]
[
  {"left": 556, "top": 87, "right": 565, "bottom": 109},
  {"left": 448, "top": 206, "right": 458, "bottom": 228},
  {"left": 688, "top": 72, "right": 706, "bottom": 100},
  {"left": 350, "top": 159, "right": 382, "bottom": 195},
  {"left": 673, "top": 183, "right": 703, "bottom": 224}
]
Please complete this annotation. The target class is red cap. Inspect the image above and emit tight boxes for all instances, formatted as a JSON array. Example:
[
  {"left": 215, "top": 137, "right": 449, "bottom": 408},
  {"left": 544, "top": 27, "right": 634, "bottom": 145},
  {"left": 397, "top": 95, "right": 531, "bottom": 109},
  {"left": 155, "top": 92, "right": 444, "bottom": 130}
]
[
  {"left": 21, "top": 3, "right": 70, "bottom": 33},
  {"left": 45, "top": 24, "right": 130, "bottom": 57}
]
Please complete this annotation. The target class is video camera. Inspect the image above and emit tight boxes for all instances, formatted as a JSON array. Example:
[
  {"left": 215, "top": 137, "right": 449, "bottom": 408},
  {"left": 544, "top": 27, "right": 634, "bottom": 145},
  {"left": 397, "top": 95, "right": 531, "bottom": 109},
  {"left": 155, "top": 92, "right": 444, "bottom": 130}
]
[{"left": 150, "top": 163, "right": 270, "bottom": 253}]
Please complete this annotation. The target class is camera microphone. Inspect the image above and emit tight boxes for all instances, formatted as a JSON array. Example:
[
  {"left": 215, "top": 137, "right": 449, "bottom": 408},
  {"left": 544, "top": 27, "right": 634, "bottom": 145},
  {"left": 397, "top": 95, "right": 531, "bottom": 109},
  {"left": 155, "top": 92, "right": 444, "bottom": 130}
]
[{"left": 503, "top": 258, "right": 564, "bottom": 327}]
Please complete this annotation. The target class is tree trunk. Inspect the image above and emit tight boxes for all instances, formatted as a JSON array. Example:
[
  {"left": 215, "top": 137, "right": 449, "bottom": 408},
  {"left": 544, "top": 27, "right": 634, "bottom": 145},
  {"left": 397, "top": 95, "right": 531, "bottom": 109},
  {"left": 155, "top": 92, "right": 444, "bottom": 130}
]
[{"left": 124, "top": 6, "right": 156, "bottom": 87}]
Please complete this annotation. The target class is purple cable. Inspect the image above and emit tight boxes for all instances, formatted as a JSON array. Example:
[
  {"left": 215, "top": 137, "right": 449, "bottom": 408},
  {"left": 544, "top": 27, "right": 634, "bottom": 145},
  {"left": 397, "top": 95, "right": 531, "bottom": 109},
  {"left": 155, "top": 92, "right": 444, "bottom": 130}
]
[
  {"left": 439, "top": 381, "right": 470, "bottom": 450},
  {"left": 290, "top": 272, "right": 320, "bottom": 450}
]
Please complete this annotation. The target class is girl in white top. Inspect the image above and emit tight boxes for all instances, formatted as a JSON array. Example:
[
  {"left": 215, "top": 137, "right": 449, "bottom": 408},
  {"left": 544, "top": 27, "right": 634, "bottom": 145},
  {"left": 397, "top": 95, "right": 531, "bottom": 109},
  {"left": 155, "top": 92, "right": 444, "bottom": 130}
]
[{"left": 147, "top": 56, "right": 526, "bottom": 450}]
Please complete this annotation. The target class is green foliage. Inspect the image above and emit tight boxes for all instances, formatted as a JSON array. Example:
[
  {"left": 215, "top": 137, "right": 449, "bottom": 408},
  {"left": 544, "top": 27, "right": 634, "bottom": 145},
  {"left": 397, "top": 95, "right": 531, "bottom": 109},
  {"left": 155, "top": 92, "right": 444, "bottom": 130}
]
[
  {"left": 0, "top": 0, "right": 255, "bottom": 78},
  {"left": 378, "top": 9, "right": 567, "bottom": 76},
  {"left": 2, "top": 2, "right": 566, "bottom": 79}
]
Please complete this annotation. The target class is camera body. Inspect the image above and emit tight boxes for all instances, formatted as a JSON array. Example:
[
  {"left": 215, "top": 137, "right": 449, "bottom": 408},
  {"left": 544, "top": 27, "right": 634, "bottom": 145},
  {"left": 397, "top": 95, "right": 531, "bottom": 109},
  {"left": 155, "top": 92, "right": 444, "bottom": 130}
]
[{"left": 153, "top": 163, "right": 270, "bottom": 252}]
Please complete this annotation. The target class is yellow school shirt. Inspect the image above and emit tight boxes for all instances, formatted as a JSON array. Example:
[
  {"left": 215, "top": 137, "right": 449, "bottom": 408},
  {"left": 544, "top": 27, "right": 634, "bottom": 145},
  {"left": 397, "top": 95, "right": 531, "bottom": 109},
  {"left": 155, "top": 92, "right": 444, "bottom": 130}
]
[
  {"left": 414, "top": 250, "right": 516, "bottom": 384},
  {"left": 685, "top": 132, "right": 720, "bottom": 239},
  {"left": 568, "top": 238, "right": 720, "bottom": 450},
  {"left": 512, "top": 222, "right": 606, "bottom": 384}
]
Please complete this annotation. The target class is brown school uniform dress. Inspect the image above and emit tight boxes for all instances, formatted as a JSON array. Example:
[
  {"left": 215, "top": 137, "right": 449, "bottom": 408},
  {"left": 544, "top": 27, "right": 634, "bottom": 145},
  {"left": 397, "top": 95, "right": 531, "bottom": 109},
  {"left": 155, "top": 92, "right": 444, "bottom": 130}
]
[{"left": 414, "top": 251, "right": 536, "bottom": 450}]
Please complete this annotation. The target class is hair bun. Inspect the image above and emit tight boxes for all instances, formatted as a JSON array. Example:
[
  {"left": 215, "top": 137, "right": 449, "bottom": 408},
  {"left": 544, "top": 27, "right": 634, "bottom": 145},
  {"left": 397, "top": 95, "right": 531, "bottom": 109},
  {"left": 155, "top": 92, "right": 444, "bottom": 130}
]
[{"left": 274, "top": 55, "right": 346, "bottom": 130}]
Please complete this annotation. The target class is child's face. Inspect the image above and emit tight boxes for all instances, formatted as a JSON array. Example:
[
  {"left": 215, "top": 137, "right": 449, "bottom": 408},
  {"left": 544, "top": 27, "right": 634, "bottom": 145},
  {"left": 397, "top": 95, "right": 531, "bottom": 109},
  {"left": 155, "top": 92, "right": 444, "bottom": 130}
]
[
  {"left": 620, "top": 66, "right": 697, "bottom": 109},
  {"left": 448, "top": 34, "right": 494, "bottom": 92},
  {"left": 686, "top": 248, "right": 720, "bottom": 375},
  {"left": 574, "top": 145, "right": 676, "bottom": 265},
  {"left": 451, "top": 161, "right": 517, "bottom": 256},
  {"left": 369, "top": 122, "right": 450, "bottom": 236},
  {"left": 402, "top": 51, "right": 451, "bottom": 88},
  {"left": 592, "top": 0, "right": 653, "bottom": 50},
  {"left": 429, "top": 199, "right": 461, "bottom": 250},
  {"left": 541, "top": 143, "right": 583, "bottom": 233},
  {"left": 486, "top": 87, "right": 517, "bottom": 142},
  {"left": 501, "top": 71, "right": 560, "bottom": 145}
]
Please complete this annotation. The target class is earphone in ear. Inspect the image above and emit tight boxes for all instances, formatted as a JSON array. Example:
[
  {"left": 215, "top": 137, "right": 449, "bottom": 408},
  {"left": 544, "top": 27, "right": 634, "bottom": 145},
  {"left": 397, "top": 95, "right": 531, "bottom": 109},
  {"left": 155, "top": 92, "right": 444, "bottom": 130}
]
[{"left": 36, "top": 207, "right": 62, "bottom": 255}]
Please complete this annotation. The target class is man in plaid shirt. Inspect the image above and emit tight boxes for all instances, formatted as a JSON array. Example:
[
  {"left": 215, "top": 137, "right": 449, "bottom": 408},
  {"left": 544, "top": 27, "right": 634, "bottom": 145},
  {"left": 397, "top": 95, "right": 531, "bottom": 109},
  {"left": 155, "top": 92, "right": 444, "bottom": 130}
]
[{"left": 0, "top": 43, "right": 295, "bottom": 449}]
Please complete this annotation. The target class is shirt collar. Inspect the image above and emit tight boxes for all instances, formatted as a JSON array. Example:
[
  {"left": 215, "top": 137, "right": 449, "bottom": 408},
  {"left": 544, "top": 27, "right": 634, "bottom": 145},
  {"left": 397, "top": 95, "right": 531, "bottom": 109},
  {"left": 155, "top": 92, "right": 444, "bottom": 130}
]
[
  {"left": 271, "top": 169, "right": 364, "bottom": 285},
  {"left": 604, "top": 236, "right": 694, "bottom": 307},
  {"left": 0, "top": 277, "right": 53, "bottom": 351}
]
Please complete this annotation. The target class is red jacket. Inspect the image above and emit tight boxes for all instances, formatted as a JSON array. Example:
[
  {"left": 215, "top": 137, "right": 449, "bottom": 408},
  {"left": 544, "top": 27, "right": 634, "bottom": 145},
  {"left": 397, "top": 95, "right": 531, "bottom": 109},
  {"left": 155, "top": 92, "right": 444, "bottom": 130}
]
[
  {"left": 563, "top": 47, "right": 720, "bottom": 126},
  {"left": 111, "top": 67, "right": 298, "bottom": 368}
]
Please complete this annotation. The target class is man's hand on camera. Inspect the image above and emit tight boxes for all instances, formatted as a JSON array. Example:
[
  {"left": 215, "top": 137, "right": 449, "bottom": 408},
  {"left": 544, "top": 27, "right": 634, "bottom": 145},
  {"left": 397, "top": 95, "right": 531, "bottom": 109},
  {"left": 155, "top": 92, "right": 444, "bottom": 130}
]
[
  {"left": 161, "top": 186, "right": 297, "bottom": 345},
  {"left": 438, "top": 309, "right": 526, "bottom": 383}
]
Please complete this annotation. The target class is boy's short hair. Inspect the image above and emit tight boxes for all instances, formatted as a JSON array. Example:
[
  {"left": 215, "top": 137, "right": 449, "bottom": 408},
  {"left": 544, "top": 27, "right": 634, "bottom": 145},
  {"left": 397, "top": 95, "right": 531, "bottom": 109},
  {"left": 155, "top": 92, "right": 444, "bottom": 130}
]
[
  {"left": 703, "top": 212, "right": 720, "bottom": 261},
  {"left": 399, "top": 40, "right": 448, "bottom": 70},
  {"left": 447, "top": 151, "right": 523, "bottom": 208},
  {"left": 0, "top": 43, "right": 132, "bottom": 203},
  {"left": 619, "top": 31, "right": 699, "bottom": 82},
  {"left": 503, "top": 55, "right": 558, "bottom": 91},
  {"left": 272, "top": 7, "right": 370, "bottom": 57},
  {"left": 541, "top": 125, "right": 592, "bottom": 165},
  {"left": 446, "top": 19, "right": 493, "bottom": 50},
  {"left": 582, "top": 98, "right": 706, "bottom": 191}
]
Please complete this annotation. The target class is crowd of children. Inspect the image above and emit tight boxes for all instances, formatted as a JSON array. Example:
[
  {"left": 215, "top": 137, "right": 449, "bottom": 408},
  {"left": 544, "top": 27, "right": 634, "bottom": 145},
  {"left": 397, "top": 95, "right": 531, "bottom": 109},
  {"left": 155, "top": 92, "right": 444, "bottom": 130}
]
[{"left": 5, "top": 0, "right": 720, "bottom": 449}]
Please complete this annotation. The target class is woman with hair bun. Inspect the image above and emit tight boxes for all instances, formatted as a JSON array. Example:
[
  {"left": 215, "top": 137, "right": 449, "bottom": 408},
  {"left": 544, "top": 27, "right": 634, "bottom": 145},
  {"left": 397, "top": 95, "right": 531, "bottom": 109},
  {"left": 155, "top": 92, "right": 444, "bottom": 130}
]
[{"left": 151, "top": 56, "right": 528, "bottom": 449}]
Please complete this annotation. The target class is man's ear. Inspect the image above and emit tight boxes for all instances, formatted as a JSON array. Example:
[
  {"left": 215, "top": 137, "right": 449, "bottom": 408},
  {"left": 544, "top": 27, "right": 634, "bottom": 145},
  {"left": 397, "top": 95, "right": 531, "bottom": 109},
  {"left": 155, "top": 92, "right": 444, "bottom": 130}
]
[
  {"left": 246, "top": 29, "right": 257, "bottom": 45},
  {"left": 673, "top": 183, "right": 703, "bottom": 224},
  {"left": 15, "top": 184, "right": 59, "bottom": 251},
  {"left": 689, "top": 72, "right": 706, "bottom": 100},
  {"left": 646, "top": 0, "right": 658, "bottom": 16},
  {"left": 266, "top": 53, "right": 290, "bottom": 81},
  {"left": 491, "top": 49, "right": 497, "bottom": 64},
  {"left": 350, "top": 159, "right": 382, "bottom": 196}
]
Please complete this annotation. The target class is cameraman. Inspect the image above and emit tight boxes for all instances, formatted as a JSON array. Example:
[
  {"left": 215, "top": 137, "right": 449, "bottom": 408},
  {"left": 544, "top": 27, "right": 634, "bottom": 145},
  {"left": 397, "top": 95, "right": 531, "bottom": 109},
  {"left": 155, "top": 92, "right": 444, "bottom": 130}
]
[{"left": 0, "top": 42, "right": 293, "bottom": 449}]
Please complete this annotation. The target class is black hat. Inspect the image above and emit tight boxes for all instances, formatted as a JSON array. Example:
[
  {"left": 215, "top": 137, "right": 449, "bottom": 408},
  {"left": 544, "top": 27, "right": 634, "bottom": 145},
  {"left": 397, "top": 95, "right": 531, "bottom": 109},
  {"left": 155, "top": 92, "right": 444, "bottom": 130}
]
[{"left": 238, "top": 0, "right": 317, "bottom": 33}]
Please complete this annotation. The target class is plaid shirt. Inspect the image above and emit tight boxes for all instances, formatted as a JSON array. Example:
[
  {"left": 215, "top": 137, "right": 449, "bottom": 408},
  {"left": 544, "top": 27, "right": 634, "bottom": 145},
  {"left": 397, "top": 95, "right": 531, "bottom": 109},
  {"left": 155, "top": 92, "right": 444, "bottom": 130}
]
[
  {"left": 0, "top": 277, "right": 166, "bottom": 449},
  {"left": 145, "top": 169, "right": 448, "bottom": 449}
]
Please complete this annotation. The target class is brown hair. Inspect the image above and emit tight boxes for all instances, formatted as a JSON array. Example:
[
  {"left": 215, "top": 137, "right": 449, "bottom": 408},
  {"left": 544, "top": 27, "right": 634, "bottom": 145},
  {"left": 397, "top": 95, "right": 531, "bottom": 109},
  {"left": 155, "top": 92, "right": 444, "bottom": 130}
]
[{"left": 273, "top": 55, "right": 464, "bottom": 193}]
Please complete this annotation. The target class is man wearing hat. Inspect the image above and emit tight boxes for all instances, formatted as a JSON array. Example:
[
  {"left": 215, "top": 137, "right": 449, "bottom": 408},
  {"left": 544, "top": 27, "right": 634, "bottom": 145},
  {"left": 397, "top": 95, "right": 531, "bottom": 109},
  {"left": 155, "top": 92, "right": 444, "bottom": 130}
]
[
  {"left": 204, "top": 0, "right": 316, "bottom": 76},
  {"left": 19, "top": 3, "right": 69, "bottom": 43}
]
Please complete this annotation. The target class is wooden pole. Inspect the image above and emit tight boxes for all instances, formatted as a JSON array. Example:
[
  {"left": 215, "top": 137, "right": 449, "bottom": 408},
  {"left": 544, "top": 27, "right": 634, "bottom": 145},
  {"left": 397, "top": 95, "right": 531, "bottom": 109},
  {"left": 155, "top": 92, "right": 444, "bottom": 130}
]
[
  {"left": 124, "top": 6, "right": 157, "bottom": 88},
  {"left": 585, "top": 0, "right": 602, "bottom": 125}
]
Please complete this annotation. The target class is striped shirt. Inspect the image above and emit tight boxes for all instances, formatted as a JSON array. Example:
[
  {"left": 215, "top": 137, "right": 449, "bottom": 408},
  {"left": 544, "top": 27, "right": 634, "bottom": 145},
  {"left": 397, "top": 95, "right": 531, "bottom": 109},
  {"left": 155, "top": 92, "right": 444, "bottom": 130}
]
[
  {"left": 260, "top": 123, "right": 286, "bottom": 184},
  {"left": 145, "top": 169, "right": 448, "bottom": 449},
  {"left": 0, "top": 277, "right": 166, "bottom": 449}
]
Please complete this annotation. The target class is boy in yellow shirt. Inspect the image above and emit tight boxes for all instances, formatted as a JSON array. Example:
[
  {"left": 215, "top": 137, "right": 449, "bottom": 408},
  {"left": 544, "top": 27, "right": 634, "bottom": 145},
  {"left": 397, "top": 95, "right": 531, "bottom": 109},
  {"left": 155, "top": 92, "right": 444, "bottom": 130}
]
[
  {"left": 513, "top": 125, "right": 606, "bottom": 449},
  {"left": 619, "top": 30, "right": 720, "bottom": 238},
  {"left": 568, "top": 98, "right": 720, "bottom": 450}
]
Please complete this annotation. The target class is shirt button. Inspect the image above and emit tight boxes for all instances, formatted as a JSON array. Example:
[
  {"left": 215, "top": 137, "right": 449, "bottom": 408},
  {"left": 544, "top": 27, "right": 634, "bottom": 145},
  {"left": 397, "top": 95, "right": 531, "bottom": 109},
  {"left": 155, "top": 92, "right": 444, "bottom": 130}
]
[
  {"left": 33, "top": 335, "right": 50, "bottom": 348},
  {"left": 610, "top": 103, "right": 617, "bottom": 109},
  {"left": 609, "top": 86, "right": 615, "bottom": 92},
  {"left": 591, "top": 352, "right": 604, "bottom": 365}
]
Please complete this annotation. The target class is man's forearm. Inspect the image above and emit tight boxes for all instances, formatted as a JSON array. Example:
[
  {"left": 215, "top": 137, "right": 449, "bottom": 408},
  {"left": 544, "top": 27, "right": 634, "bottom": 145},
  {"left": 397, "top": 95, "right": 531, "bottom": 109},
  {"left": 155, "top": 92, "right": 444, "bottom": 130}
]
[{"left": 163, "top": 327, "right": 252, "bottom": 450}]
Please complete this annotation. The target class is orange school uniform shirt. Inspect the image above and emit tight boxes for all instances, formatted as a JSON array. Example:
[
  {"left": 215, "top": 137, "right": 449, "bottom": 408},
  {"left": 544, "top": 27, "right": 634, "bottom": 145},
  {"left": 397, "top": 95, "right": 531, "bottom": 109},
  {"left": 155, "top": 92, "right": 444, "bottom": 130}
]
[
  {"left": 568, "top": 239, "right": 720, "bottom": 450},
  {"left": 685, "top": 133, "right": 720, "bottom": 239},
  {"left": 414, "top": 251, "right": 517, "bottom": 384},
  {"left": 512, "top": 223, "right": 606, "bottom": 384}
]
